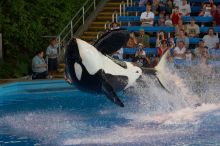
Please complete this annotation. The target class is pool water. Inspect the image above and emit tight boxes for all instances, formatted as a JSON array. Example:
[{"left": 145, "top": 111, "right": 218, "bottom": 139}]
[{"left": 0, "top": 64, "right": 220, "bottom": 146}]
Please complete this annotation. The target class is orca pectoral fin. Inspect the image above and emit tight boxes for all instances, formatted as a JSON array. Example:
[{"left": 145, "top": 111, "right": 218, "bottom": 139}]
[{"left": 101, "top": 80, "right": 124, "bottom": 107}]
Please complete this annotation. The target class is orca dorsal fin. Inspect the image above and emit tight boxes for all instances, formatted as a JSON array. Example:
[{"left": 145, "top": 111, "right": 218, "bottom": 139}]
[
  {"left": 100, "top": 71, "right": 124, "bottom": 107},
  {"left": 93, "top": 28, "right": 130, "bottom": 55}
]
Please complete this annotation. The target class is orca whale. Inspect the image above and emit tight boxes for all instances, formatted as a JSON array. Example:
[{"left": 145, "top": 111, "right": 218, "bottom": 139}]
[
  {"left": 64, "top": 28, "right": 169, "bottom": 107},
  {"left": 64, "top": 38, "right": 142, "bottom": 107}
]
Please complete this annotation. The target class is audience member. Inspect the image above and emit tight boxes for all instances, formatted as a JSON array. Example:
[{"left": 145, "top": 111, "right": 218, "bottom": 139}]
[
  {"left": 209, "top": 42, "right": 220, "bottom": 60},
  {"left": 211, "top": 5, "right": 220, "bottom": 26},
  {"left": 185, "top": 18, "right": 200, "bottom": 37},
  {"left": 164, "top": 14, "right": 173, "bottom": 26},
  {"left": 202, "top": 28, "right": 219, "bottom": 49},
  {"left": 194, "top": 40, "right": 206, "bottom": 58},
  {"left": 151, "top": 0, "right": 160, "bottom": 16},
  {"left": 112, "top": 48, "right": 124, "bottom": 60},
  {"left": 171, "top": 6, "right": 182, "bottom": 25},
  {"left": 157, "top": 40, "right": 170, "bottom": 57},
  {"left": 199, "top": 47, "right": 211, "bottom": 65},
  {"left": 133, "top": 44, "right": 151, "bottom": 67},
  {"left": 185, "top": 49, "right": 193, "bottom": 65},
  {"left": 136, "top": 29, "right": 150, "bottom": 47},
  {"left": 173, "top": 0, "right": 181, "bottom": 7},
  {"left": 32, "top": 50, "right": 48, "bottom": 80},
  {"left": 173, "top": 41, "right": 187, "bottom": 60},
  {"left": 157, "top": 13, "right": 165, "bottom": 26},
  {"left": 139, "top": 0, "right": 149, "bottom": 7},
  {"left": 110, "top": 22, "right": 120, "bottom": 30},
  {"left": 176, "top": 29, "right": 189, "bottom": 48},
  {"left": 46, "top": 37, "right": 59, "bottom": 77},
  {"left": 179, "top": 0, "right": 191, "bottom": 16},
  {"left": 175, "top": 19, "right": 185, "bottom": 36},
  {"left": 156, "top": 30, "right": 166, "bottom": 47},
  {"left": 165, "top": 0, "right": 174, "bottom": 14},
  {"left": 127, "top": 32, "right": 138, "bottom": 48},
  {"left": 140, "top": 3, "right": 155, "bottom": 26}
]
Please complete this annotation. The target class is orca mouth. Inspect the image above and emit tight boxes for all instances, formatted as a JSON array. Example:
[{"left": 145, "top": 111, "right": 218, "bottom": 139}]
[{"left": 136, "top": 74, "right": 143, "bottom": 83}]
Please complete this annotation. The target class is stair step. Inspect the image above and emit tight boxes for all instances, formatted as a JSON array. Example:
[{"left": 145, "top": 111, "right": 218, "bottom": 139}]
[
  {"left": 96, "top": 16, "right": 112, "bottom": 21},
  {"left": 87, "top": 26, "right": 105, "bottom": 31},
  {"left": 106, "top": 2, "right": 122, "bottom": 6},
  {"left": 59, "top": 63, "right": 65, "bottom": 68},
  {"left": 83, "top": 31, "right": 98, "bottom": 36}
]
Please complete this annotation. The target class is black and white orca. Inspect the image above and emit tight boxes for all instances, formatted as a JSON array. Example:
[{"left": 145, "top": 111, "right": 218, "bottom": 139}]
[
  {"left": 64, "top": 28, "right": 169, "bottom": 107},
  {"left": 64, "top": 38, "right": 142, "bottom": 107}
]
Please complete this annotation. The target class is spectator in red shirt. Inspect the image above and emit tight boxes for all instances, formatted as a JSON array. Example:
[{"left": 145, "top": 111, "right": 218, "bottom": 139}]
[
  {"left": 171, "top": 6, "right": 181, "bottom": 25},
  {"left": 212, "top": 5, "right": 220, "bottom": 26}
]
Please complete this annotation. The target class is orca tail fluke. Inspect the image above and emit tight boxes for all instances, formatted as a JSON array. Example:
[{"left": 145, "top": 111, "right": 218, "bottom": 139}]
[{"left": 154, "top": 50, "right": 170, "bottom": 92}]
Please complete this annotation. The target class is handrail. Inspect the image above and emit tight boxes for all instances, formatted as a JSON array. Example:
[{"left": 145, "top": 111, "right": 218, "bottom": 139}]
[{"left": 56, "top": 0, "right": 99, "bottom": 57}]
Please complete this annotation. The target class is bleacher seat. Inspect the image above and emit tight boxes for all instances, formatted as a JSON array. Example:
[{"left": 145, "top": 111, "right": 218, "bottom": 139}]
[
  {"left": 120, "top": 26, "right": 220, "bottom": 34},
  {"left": 123, "top": 48, "right": 158, "bottom": 55},
  {"left": 121, "top": 26, "right": 175, "bottom": 32},
  {"left": 117, "top": 16, "right": 213, "bottom": 23},
  {"left": 182, "top": 16, "right": 213, "bottom": 23},
  {"left": 125, "top": 6, "right": 202, "bottom": 13}
]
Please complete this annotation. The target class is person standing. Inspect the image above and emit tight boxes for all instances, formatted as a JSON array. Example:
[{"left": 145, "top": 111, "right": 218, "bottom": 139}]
[{"left": 46, "top": 37, "right": 59, "bottom": 77}]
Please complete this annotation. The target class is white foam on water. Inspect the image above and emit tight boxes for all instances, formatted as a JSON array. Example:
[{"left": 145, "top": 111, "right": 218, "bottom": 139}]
[{"left": 63, "top": 104, "right": 220, "bottom": 145}]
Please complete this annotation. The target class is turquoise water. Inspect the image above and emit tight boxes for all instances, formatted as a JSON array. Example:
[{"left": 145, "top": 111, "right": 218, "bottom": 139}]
[{"left": 0, "top": 64, "right": 220, "bottom": 146}]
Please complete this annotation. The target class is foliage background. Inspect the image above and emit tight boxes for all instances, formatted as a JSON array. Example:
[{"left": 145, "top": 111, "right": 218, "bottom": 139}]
[{"left": 0, "top": 0, "right": 87, "bottom": 78}]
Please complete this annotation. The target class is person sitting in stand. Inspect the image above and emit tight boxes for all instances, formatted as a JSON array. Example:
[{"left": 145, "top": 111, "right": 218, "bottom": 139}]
[
  {"left": 173, "top": 41, "right": 187, "bottom": 60},
  {"left": 140, "top": 3, "right": 155, "bottom": 26},
  {"left": 32, "top": 50, "right": 48, "bottom": 80},
  {"left": 133, "top": 43, "right": 151, "bottom": 67},
  {"left": 170, "top": 6, "right": 182, "bottom": 26},
  {"left": 175, "top": 29, "right": 189, "bottom": 48},
  {"left": 185, "top": 18, "right": 200, "bottom": 38},
  {"left": 179, "top": 0, "right": 191, "bottom": 16},
  {"left": 202, "top": 27, "right": 219, "bottom": 49},
  {"left": 209, "top": 42, "right": 220, "bottom": 60},
  {"left": 211, "top": 5, "right": 220, "bottom": 26},
  {"left": 194, "top": 40, "right": 206, "bottom": 59},
  {"left": 136, "top": 29, "right": 150, "bottom": 47}
]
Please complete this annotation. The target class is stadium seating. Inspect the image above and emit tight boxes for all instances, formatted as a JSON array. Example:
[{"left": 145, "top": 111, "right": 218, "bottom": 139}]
[
  {"left": 121, "top": 26, "right": 220, "bottom": 34},
  {"left": 125, "top": 6, "right": 202, "bottom": 13},
  {"left": 117, "top": 16, "right": 213, "bottom": 23}
]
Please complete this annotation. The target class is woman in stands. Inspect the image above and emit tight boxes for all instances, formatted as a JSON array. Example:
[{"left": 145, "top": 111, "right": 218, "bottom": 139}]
[
  {"left": 211, "top": 5, "right": 220, "bottom": 26},
  {"left": 175, "top": 19, "right": 186, "bottom": 36},
  {"left": 175, "top": 29, "right": 189, "bottom": 48},
  {"left": 170, "top": 6, "right": 181, "bottom": 26}
]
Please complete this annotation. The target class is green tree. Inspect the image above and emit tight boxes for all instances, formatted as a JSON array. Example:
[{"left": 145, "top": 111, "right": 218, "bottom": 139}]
[{"left": 0, "top": 0, "right": 88, "bottom": 78}]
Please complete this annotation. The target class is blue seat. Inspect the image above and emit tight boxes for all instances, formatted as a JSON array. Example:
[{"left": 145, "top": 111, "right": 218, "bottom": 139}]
[
  {"left": 188, "top": 38, "right": 202, "bottom": 44},
  {"left": 182, "top": 16, "right": 213, "bottom": 23},
  {"left": 117, "top": 16, "right": 140, "bottom": 22},
  {"left": 200, "top": 27, "right": 220, "bottom": 33},
  {"left": 122, "top": 26, "right": 175, "bottom": 32},
  {"left": 123, "top": 48, "right": 158, "bottom": 55},
  {"left": 126, "top": 6, "right": 145, "bottom": 12},
  {"left": 125, "top": 6, "right": 201, "bottom": 13},
  {"left": 189, "top": 0, "right": 220, "bottom": 3}
]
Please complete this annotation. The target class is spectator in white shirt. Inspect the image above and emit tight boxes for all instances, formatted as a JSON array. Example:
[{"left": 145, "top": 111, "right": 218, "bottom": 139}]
[
  {"left": 179, "top": 0, "right": 191, "bottom": 16},
  {"left": 173, "top": 0, "right": 181, "bottom": 7},
  {"left": 173, "top": 41, "right": 187, "bottom": 60},
  {"left": 203, "top": 27, "right": 219, "bottom": 49},
  {"left": 140, "top": 4, "right": 155, "bottom": 26}
]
